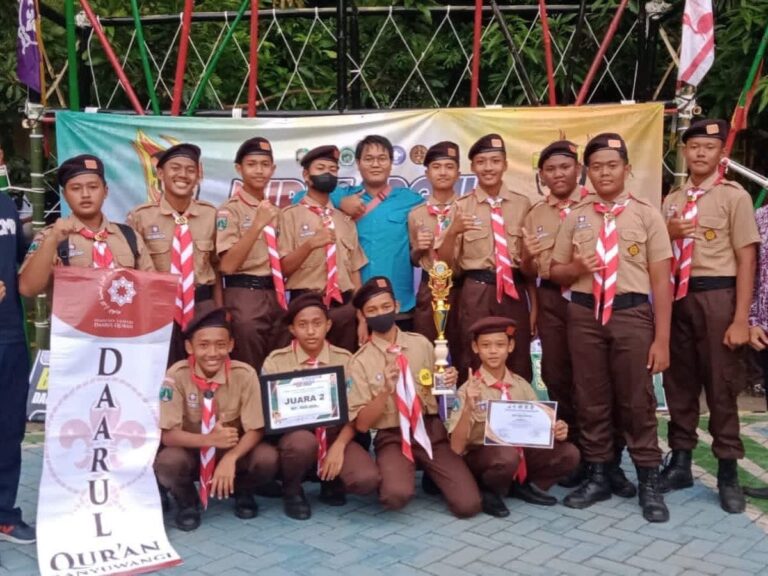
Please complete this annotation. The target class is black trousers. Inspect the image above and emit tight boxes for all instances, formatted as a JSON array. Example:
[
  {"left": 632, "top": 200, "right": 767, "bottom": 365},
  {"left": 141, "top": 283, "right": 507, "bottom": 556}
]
[{"left": 0, "top": 343, "right": 29, "bottom": 524}]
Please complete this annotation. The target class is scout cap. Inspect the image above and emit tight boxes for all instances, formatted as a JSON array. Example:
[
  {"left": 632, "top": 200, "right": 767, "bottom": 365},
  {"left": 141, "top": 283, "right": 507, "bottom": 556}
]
[
  {"left": 583, "top": 133, "right": 628, "bottom": 164},
  {"left": 682, "top": 119, "right": 729, "bottom": 143},
  {"left": 235, "top": 137, "right": 273, "bottom": 163},
  {"left": 183, "top": 301, "right": 231, "bottom": 340},
  {"left": 352, "top": 276, "right": 395, "bottom": 310},
  {"left": 424, "top": 141, "right": 460, "bottom": 166},
  {"left": 57, "top": 154, "right": 105, "bottom": 188},
  {"left": 468, "top": 134, "right": 506, "bottom": 160},
  {"left": 156, "top": 143, "right": 202, "bottom": 168},
  {"left": 469, "top": 316, "right": 517, "bottom": 340},
  {"left": 301, "top": 145, "right": 340, "bottom": 169},
  {"left": 286, "top": 292, "right": 329, "bottom": 324},
  {"left": 538, "top": 140, "right": 579, "bottom": 169}
]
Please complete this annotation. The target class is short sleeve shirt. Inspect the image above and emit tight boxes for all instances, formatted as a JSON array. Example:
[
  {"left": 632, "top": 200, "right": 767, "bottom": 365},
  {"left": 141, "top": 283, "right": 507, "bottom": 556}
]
[
  {"left": 0, "top": 193, "right": 26, "bottom": 344},
  {"left": 215, "top": 192, "right": 272, "bottom": 276},
  {"left": 262, "top": 341, "right": 352, "bottom": 375},
  {"left": 407, "top": 195, "right": 457, "bottom": 271}
]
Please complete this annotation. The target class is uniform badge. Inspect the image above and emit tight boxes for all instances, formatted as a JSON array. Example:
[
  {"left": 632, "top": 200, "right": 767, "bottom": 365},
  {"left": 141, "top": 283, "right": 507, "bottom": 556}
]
[
  {"left": 628, "top": 244, "right": 640, "bottom": 256},
  {"left": 418, "top": 368, "right": 432, "bottom": 386},
  {"left": 575, "top": 215, "right": 590, "bottom": 230},
  {"left": 704, "top": 229, "right": 717, "bottom": 241},
  {"left": 159, "top": 387, "right": 173, "bottom": 402},
  {"left": 375, "top": 373, "right": 383, "bottom": 382},
  {"left": 187, "top": 392, "right": 199, "bottom": 408},
  {"left": 536, "top": 225, "right": 544, "bottom": 234},
  {"left": 27, "top": 241, "right": 39, "bottom": 253},
  {"left": 216, "top": 210, "right": 229, "bottom": 231},
  {"left": 146, "top": 224, "right": 165, "bottom": 240},
  {"left": 299, "top": 223, "right": 314, "bottom": 238},
  {"left": 68, "top": 243, "right": 84, "bottom": 257},
  {"left": 242, "top": 217, "right": 253, "bottom": 230}
]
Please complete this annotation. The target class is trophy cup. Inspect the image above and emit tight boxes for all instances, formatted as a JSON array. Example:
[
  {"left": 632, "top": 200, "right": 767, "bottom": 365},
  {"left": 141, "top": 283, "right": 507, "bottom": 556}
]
[{"left": 428, "top": 260, "right": 454, "bottom": 395}]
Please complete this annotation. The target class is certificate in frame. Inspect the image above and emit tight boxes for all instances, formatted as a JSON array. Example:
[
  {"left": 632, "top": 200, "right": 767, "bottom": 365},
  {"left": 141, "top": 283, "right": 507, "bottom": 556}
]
[{"left": 484, "top": 400, "right": 558, "bottom": 449}]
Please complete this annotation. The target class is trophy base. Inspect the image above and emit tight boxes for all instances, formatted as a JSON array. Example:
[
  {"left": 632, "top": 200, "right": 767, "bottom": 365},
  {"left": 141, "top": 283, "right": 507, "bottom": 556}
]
[{"left": 432, "top": 371, "right": 456, "bottom": 396}]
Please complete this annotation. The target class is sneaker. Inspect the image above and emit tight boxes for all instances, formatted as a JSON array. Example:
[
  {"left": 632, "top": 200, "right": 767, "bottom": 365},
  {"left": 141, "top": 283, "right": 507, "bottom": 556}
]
[{"left": 0, "top": 521, "right": 36, "bottom": 544}]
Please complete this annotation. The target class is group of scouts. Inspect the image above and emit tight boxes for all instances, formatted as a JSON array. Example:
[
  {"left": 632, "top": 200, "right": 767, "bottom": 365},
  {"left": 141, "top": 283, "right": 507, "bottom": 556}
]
[{"left": 16, "top": 118, "right": 758, "bottom": 533}]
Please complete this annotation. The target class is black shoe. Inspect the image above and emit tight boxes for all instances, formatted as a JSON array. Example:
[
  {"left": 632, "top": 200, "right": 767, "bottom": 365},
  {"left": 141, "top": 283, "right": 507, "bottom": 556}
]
[
  {"left": 510, "top": 481, "right": 557, "bottom": 506},
  {"left": 318, "top": 480, "right": 347, "bottom": 507},
  {"left": 283, "top": 492, "right": 312, "bottom": 520},
  {"left": 636, "top": 466, "right": 670, "bottom": 523},
  {"left": 718, "top": 459, "right": 746, "bottom": 514},
  {"left": 421, "top": 472, "right": 441, "bottom": 496},
  {"left": 255, "top": 479, "right": 284, "bottom": 498},
  {"left": 234, "top": 494, "right": 259, "bottom": 519},
  {"left": 174, "top": 506, "right": 201, "bottom": 532},
  {"left": 608, "top": 462, "right": 637, "bottom": 498},
  {"left": 481, "top": 491, "right": 510, "bottom": 518},
  {"left": 563, "top": 463, "right": 612, "bottom": 509},
  {"left": 159, "top": 485, "right": 171, "bottom": 514},
  {"left": 558, "top": 461, "right": 586, "bottom": 488},
  {"left": 659, "top": 449, "right": 694, "bottom": 494},
  {"left": 743, "top": 486, "right": 768, "bottom": 499}
]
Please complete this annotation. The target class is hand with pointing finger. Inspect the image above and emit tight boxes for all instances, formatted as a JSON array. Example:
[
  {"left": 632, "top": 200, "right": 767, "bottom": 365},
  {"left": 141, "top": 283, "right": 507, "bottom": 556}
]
[
  {"left": 449, "top": 207, "right": 480, "bottom": 235},
  {"left": 667, "top": 208, "right": 696, "bottom": 240},
  {"left": 522, "top": 227, "right": 544, "bottom": 257},
  {"left": 572, "top": 241, "right": 604, "bottom": 275},
  {"left": 415, "top": 219, "right": 434, "bottom": 251}
]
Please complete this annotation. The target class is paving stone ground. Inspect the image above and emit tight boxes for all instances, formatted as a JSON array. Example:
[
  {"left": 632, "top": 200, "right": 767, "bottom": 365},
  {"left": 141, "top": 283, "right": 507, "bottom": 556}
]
[{"left": 3, "top": 444, "right": 768, "bottom": 576}]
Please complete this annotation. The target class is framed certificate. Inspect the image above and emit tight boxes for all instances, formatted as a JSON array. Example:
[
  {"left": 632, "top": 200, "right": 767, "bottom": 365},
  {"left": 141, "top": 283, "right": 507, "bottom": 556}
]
[
  {"left": 261, "top": 366, "right": 348, "bottom": 434},
  {"left": 484, "top": 400, "right": 558, "bottom": 449}
]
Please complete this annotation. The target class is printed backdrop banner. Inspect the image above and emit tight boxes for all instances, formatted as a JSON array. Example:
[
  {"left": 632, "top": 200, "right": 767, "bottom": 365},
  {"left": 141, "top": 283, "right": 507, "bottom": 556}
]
[
  {"left": 38, "top": 267, "right": 180, "bottom": 576},
  {"left": 55, "top": 104, "right": 664, "bottom": 219}
]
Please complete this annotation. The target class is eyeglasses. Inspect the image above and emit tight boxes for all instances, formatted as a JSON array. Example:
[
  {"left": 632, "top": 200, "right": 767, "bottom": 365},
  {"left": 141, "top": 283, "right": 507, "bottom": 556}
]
[{"left": 360, "top": 155, "right": 391, "bottom": 166}]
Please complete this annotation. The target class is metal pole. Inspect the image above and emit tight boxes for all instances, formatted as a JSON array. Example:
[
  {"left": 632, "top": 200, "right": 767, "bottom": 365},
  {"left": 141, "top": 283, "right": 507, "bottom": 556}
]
[
  {"left": 247, "top": 0, "right": 259, "bottom": 117},
  {"left": 130, "top": 0, "right": 161, "bottom": 114},
  {"left": 27, "top": 106, "right": 49, "bottom": 350},
  {"left": 79, "top": 0, "right": 145, "bottom": 115},
  {"left": 350, "top": 0, "right": 361, "bottom": 109},
  {"left": 65, "top": 0, "right": 79, "bottom": 110},
  {"left": 491, "top": 0, "right": 539, "bottom": 105},
  {"left": 673, "top": 83, "right": 696, "bottom": 188},
  {"left": 563, "top": 0, "right": 586, "bottom": 105},
  {"left": 539, "top": 0, "right": 556, "bottom": 105},
  {"left": 575, "top": 0, "right": 629, "bottom": 106},
  {"left": 470, "top": 0, "right": 483, "bottom": 107},
  {"left": 171, "top": 0, "right": 194, "bottom": 116},
  {"left": 336, "top": 0, "right": 347, "bottom": 112}
]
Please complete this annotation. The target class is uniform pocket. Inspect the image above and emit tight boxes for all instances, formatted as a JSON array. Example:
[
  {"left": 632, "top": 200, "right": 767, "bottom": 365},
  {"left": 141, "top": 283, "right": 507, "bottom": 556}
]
[
  {"left": 193, "top": 239, "right": 215, "bottom": 271},
  {"left": 619, "top": 228, "right": 648, "bottom": 261}
]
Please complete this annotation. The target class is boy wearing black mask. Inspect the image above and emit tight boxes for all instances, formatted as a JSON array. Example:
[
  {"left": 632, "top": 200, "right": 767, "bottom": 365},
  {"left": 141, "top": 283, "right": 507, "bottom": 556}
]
[{"left": 279, "top": 145, "right": 367, "bottom": 351}]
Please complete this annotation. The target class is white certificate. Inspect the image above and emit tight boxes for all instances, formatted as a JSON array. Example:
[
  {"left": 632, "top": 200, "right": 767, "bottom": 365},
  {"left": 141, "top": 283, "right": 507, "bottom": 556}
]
[{"left": 484, "top": 400, "right": 557, "bottom": 448}]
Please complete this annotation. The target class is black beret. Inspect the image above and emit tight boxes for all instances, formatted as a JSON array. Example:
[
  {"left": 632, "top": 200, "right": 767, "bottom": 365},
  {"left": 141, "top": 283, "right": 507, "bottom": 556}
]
[
  {"left": 469, "top": 316, "right": 517, "bottom": 339},
  {"left": 235, "top": 137, "right": 273, "bottom": 164},
  {"left": 301, "top": 145, "right": 340, "bottom": 169},
  {"left": 468, "top": 134, "right": 505, "bottom": 160},
  {"left": 682, "top": 119, "right": 729, "bottom": 143},
  {"left": 183, "top": 301, "right": 231, "bottom": 340},
  {"left": 352, "top": 276, "right": 395, "bottom": 309},
  {"left": 424, "top": 141, "right": 460, "bottom": 167},
  {"left": 156, "top": 143, "right": 201, "bottom": 168},
  {"left": 583, "top": 133, "right": 628, "bottom": 164},
  {"left": 286, "top": 292, "right": 328, "bottom": 324},
  {"left": 538, "top": 140, "right": 579, "bottom": 169},
  {"left": 57, "top": 154, "right": 105, "bottom": 188}
]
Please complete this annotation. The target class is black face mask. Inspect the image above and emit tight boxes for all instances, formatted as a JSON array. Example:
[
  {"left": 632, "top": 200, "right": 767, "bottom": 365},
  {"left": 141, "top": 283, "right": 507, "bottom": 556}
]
[
  {"left": 365, "top": 311, "right": 396, "bottom": 334},
  {"left": 309, "top": 172, "right": 338, "bottom": 194}
]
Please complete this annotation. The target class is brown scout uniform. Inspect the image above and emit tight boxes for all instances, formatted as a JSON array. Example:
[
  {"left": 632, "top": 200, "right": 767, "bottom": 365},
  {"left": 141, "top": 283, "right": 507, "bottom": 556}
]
[
  {"left": 128, "top": 196, "right": 218, "bottom": 364},
  {"left": 278, "top": 196, "right": 367, "bottom": 352},
  {"left": 441, "top": 185, "right": 533, "bottom": 380},
  {"left": 663, "top": 173, "right": 760, "bottom": 459},
  {"left": 154, "top": 359, "right": 276, "bottom": 498},
  {"left": 262, "top": 341, "right": 380, "bottom": 496},
  {"left": 217, "top": 193, "right": 289, "bottom": 372},
  {"left": 347, "top": 329, "right": 481, "bottom": 517},
  {"left": 447, "top": 367, "right": 579, "bottom": 495},
  {"left": 552, "top": 191, "right": 671, "bottom": 467}
]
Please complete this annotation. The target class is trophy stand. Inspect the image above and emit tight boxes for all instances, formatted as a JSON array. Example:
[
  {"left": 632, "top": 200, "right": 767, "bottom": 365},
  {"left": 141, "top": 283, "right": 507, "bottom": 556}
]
[{"left": 428, "top": 261, "right": 454, "bottom": 395}]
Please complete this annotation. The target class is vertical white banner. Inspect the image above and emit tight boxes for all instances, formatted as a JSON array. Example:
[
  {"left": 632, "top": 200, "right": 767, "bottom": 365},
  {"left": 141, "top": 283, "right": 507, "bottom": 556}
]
[{"left": 38, "top": 268, "right": 181, "bottom": 576}]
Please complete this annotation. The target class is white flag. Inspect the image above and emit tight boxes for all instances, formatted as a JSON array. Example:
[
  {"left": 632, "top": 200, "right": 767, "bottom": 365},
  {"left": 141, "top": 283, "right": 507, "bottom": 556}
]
[{"left": 678, "top": 0, "right": 715, "bottom": 86}]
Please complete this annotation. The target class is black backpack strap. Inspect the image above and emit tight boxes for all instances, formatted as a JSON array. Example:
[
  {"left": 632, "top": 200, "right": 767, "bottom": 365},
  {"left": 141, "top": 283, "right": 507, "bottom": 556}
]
[
  {"left": 57, "top": 239, "right": 70, "bottom": 266},
  {"left": 115, "top": 223, "right": 140, "bottom": 266}
]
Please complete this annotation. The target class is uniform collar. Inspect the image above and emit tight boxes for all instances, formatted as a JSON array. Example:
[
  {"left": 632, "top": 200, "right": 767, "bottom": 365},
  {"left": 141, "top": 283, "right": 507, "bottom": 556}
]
[
  {"left": 683, "top": 171, "right": 721, "bottom": 193},
  {"left": 427, "top": 193, "right": 457, "bottom": 208},
  {"left": 592, "top": 190, "right": 631, "bottom": 206},
  {"left": 159, "top": 194, "right": 199, "bottom": 217},
  {"left": 191, "top": 358, "right": 228, "bottom": 385},
  {"left": 477, "top": 365, "right": 514, "bottom": 387},
  {"left": 369, "top": 328, "right": 407, "bottom": 354},
  {"left": 302, "top": 194, "right": 333, "bottom": 210},
  {"left": 236, "top": 188, "right": 264, "bottom": 208},
  {"left": 69, "top": 214, "right": 118, "bottom": 234},
  {"left": 474, "top": 184, "right": 511, "bottom": 203},
  {"left": 545, "top": 186, "right": 582, "bottom": 207},
  {"left": 294, "top": 340, "right": 331, "bottom": 366}
]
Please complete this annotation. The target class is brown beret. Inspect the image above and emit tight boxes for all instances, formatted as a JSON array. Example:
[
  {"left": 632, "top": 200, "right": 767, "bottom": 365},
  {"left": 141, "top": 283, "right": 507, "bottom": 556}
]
[
  {"left": 352, "top": 276, "right": 395, "bottom": 309},
  {"left": 57, "top": 154, "right": 105, "bottom": 188},
  {"left": 682, "top": 119, "right": 729, "bottom": 143},
  {"left": 235, "top": 137, "right": 273, "bottom": 163},
  {"left": 286, "top": 292, "right": 328, "bottom": 324},
  {"left": 157, "top": 143, "right": 201, "bottom": 168},
  {"left": 424, "top": 141, "right": 460, "bottom": 167},
  {"left": 183, "top": 301, "right": 231, "bottom": 339},
  {"left": 469, "top": 316, "right": 517, "bottom": 339},
  {"left": 583, "top": 133, "right": 628, "bottom": 164},
  {"left": 538, "top": 140, "right": 579, "bottom": 169},
  {"left": 468, "top": 134, "right": 505, "bottom": 160},
  {"left": 301, "top": 145, "right": 340, "bottom": 169}
]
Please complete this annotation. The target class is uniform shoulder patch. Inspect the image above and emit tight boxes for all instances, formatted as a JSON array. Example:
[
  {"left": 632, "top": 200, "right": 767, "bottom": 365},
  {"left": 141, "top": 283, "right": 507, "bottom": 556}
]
[{"left": 159, "top": 386, "right": 173, "bottom": 402}]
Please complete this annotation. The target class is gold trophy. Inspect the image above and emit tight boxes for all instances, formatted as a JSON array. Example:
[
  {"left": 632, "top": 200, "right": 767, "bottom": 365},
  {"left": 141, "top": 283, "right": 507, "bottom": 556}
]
[{"left": 428, "top": 260, "right": 454, "bottom": 395}]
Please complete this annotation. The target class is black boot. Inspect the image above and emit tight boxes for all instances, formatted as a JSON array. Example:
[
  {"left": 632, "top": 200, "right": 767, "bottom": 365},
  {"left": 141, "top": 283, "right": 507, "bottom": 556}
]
[
  {"left": 319, "top": 479, "right": 347, "bottom": 506},
  {"left": 234, "top": 493, "right": 259, "bottom": 519},
  {"left": 510, "top": 481, "right": 557, "bottom": 506},
  {"left": 636, "top": 466, "right": 670, "bottom": 523},
  {"left": 563, "top": 463, "right": 612, "bottom": 509},
  {"left": 558, "top": 460, "right": 586, "bottom": 488},
  {"left": 659, "top": 450, "right": 694, "bottom": 494},
  {"left": 481, "top": 490, "right": 510, "bottom": 518},
  {"left": 717, "top": 459, "right": 746, "bottom": 514},
  {"left": 173, "top": 486, "right": 201, "bottom": 532},
  {"left": 283, "top": 490, "right": 312, "bottom": 520},
  {"left": 608, "top": 460, "right": 637, "bottom": 498}
]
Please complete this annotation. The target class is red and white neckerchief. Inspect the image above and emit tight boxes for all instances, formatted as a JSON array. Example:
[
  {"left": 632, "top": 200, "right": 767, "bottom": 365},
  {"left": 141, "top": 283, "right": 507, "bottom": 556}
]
[
  {"left": 236, "top": 190, "right": 287, "bottom": 310},
  {"left": 293, "top": 340, "right": 327, "bottom": 475},
  {"left": 426, "top": 201, "right": 454, "bottom": 261},
  {"left": 670, "top": 182, "right": 716, "bottom": 300},
  {"left": 593, "top": 200, "right": 630, "bottom": 325},
  {"left": 78, "top": 227, "right": 115, "bottom": 269},
  {"left": 302, "top": 201, "right": 343, "bottom": 306},
  {"left": 479, "top": 371, "right": 527, "bottom": 483},
  {"left": 486, "top": 196, "right": 519, "bottom": 303},
  {"left": 189, "top": 355, "right": 231, "bottom": 510},
  {"left": 171, "top": 212, "right": 195, "bottom": 329},
  {"left": 556, "top": 187, "right": 589, "bottom": 221},
  {"left": 389, "top": 344, "right": 432, "bottom": 462}
]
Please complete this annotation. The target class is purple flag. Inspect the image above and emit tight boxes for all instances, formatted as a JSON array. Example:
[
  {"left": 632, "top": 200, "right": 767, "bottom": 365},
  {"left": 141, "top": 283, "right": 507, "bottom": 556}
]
[{"left": 17, "top": 0, "right": 41, "bottom": 93}]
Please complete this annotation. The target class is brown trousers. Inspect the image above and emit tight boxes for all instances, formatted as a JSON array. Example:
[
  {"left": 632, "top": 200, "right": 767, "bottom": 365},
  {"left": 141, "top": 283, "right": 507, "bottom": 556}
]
[
  {"left": 261, "top": 430, "right": 318, "bottom": 496},
  {"left": 412, "top": 279, "right": 462, "bottom": 365},
  {"left": 458, "top": 278, "right": 533, "bottom": 381},
  {"left": 225, "top": 287, "right": 289, "bottom": 373},
  {"left": 464, "top": 441, "right": 580, "bottom": 495},
  {"left": 536, "top": 286, "right": 578, "bottom": 444},
  {"left": 324, "top": 427, "right": 380, "bottom": 495},
  {"left": 664, "top": 288, "right": 744, "bottom": 459},
  {"left": 568, "top": 302, "right": 662, "bottom": 467},
  {"left": 327, "top": 301, "right": 358, "bottom": 353},
  {"left": 374, "top": 416, "right": 482, "bottom": 518}
]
